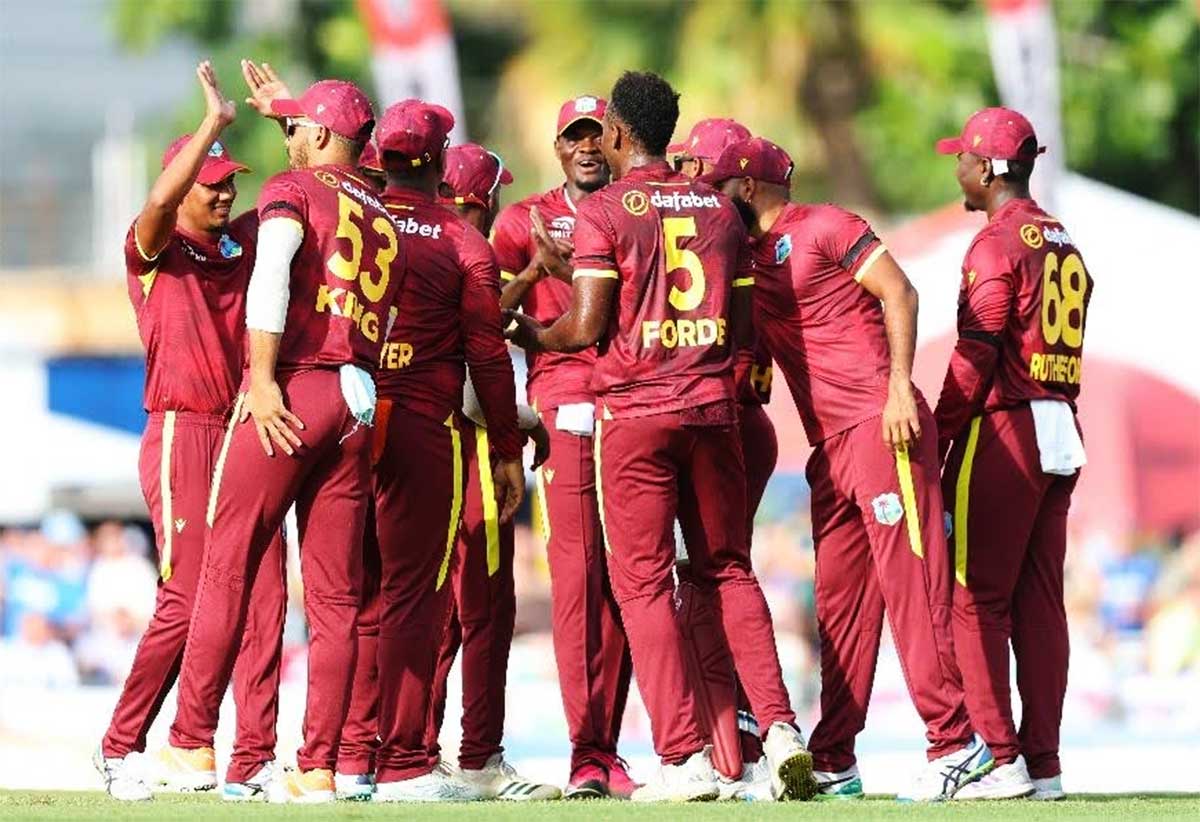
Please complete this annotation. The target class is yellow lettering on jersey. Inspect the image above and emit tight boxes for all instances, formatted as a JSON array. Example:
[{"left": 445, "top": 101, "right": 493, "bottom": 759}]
[
  {"left": 361, "top": 310, "right": 379, "bottom": 343},
  {"left": 1029, "top": 352, "right": 1083, "bottom": 385},
  {"left": 380, "top": 342, "right": 415, "bottom": 370},
  {"left": 750, "top": 364, "right": 773, "bottom": 395},
  {"left": 641, "top": 317, "right": 727, "bottom": 350},
  {"left": 315, "top": 285, "right": 345, "bottom": 316}
]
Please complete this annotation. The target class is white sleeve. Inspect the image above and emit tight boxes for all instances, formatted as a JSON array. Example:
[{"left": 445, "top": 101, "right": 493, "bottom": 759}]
[
  {"left": 246, "top": 217, "right": 304, "bottom": 334},
  {"left": 462, "top": 369, "right": 539, "bottom": 431}
]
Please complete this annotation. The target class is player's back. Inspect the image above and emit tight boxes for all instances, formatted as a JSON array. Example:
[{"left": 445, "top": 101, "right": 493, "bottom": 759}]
[
  {"left": 572, "top": 161, "right": 742, "bottom": 418},
  {"left": 964, "top": 198, "right": 1092, "bottom": 411},
  {"left": 376, "top": 188, "right": 481, "bottom": 423},
  {"left": 257, "top": 164, "right": 403, "bottom": 372}
]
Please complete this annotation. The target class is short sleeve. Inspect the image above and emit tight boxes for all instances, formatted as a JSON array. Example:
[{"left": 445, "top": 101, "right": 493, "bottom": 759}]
[
  {"left": 489, "top": 205, "right": 531, "bottom": 282},
  {"left": 124, "top": 220, "right": 162, "bottom": 278},
  {"left": 811, "top": 205, "right": 884, "bottom": 282},
  {"left": 570, "top": 198, "right": 618, "bottom": 281},
  {"left": 257, "top": 174, "right": 308, "bottom": 228},
  {"left": 959, "top": 237, "right": 1015, "bottom": 335}
]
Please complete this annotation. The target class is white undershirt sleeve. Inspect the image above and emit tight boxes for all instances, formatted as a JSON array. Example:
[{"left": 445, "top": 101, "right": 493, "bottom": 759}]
[
  {"left": 246, "top": 217, "right": 304, "bottom": 334},
  {"left": 462, "top": 369, "right": 539, "bottom": 431}
]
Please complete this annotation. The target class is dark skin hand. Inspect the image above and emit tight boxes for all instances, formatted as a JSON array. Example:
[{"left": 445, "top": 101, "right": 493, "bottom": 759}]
[
  {"left": 493, "top": 460, "right": 524, "bottom": 524},
  {"left": 504, "top": 275, "right": 615, "bottom": 354},
  {"left": 858, "top": 252, "right": 922, "bottom": 450},
  {"left": 528, "top": 421, "right": 551, "bottom": 471}
]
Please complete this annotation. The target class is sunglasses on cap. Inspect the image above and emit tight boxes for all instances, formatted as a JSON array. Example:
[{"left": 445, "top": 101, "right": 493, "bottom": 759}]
[{"left": 285, "top": 116, "right": 321, "bottom": 140}]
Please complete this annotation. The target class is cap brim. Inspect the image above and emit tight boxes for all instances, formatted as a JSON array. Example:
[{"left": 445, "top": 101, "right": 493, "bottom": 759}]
[
  {"left": 197, "top": 160, "right": 250, "bottom": 185},
  {"left": 557, "top": 115, "right": 603, "bottom": 137},
  {"left": 935, "top": 137, "right": 964, "bottom": 155},
  {"left": 697, "top": 170, "right": 732, "bottom": 186},
  {"left": 498, "top": 168, "right": 514, "bottom": 185},
  {"left": 667, "top": 141, "right": 687, "bottom": 154},
  {"left": 270, "top": 98, "right": 305, "bottom": 117}
]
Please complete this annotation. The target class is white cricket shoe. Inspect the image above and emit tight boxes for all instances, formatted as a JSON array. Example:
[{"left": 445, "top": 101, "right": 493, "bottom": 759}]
[
  {"left": 954, "top": 755, "right": 1035, "bottom": 800},
  {"left": 898, "top": 734, "right": 995, "bottom": 802},
  {"left": 151, "top": 745, "right": 218, "bottom": 792},
  {"left": 815, "top": 765, "right": 864, "bottom": 800},
  {"left": 373, "top": 764, "right": 483, "bottom": 802},
  {"left": 717, "top": 757, "right": 773, "bottom": 801},
  {"left": 631, "top": 747, "right": 720, "bottom": 803},
  {"left": 266, "top": 767, "right": 336, "bottom": 804},
  {"left": 93, "top": 748, "right": 153, "bottom": 802},
  {"left": 764, "top": 721, "right": 817, "bottom": 800},
  {"left": 222, "top": 760, "right": 277, "bottom": 801},
  {"left": 1031, "top": 774, "right": 1065, "bottom": 801},
  {"left": 458, "top": 753, "right": 562, "bottom": 800},
  {"left": 334, "top": 771, "right": 376, "bottom": 800}
]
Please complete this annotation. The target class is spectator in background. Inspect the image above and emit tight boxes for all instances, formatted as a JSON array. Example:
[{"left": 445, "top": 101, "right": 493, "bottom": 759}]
[
  {"left": 1098, "top": 539, "right": 1162, "bottom": 636},
  {"left": 1, "top": 511, "right": 90, "bottom": 639},
  {"left": 0, "top": 612, "right": 80, "bottom": 688},
  {"left": 79, "top": 523, "right": 158, "bottom": 685}
]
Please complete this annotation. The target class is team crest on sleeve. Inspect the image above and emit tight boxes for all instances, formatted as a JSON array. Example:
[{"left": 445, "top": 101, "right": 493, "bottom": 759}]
[
  {"left": 871, "top": 493, "right": 903, "bottom": 527},
  {"left": 622, "top": 190, "right": 649, "bottom": 216},
  {"left": 218, "top": 234, "right": 243, "bottom": 259},
  {"left": 774, "top": 234, "right": 792, "bottom": 264}
]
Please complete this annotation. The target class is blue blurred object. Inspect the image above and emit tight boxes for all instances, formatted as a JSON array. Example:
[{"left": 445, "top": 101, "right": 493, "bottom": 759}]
[{"left": 46, "top": 356, "right": 146, "bottom": 435}]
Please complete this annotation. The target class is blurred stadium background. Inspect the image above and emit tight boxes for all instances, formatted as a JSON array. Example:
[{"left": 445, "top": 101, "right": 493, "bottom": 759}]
[{"left": 1, "top": 0, "right": 1197, "bottom": 794}]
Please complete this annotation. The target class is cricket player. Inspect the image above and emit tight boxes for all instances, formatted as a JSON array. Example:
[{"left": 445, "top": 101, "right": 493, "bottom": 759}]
[
  {"left": 934, "top": 108, "right": 1090, "bottom": 801},
  {"left": 415, "top": 143, "right": 560, "bottom": 801},
  {"left": 366, "top": 102, "right": 524, "bottom": 803},
  {"left": 705, "top": 136, "right": 996, "bottom": 801},
  {"left": 491, "top": 95, "right": 636, "bottom": 799},
  {"left": 166, "top": 70, "right": 398, "bottom": 804},
  {"left": 672, "top": 117, "right": 776, "bottom": 792},
  {"left": 96, "top": 62, "right": 285, "bottom": 803},
  {"left": 506, "top": 71, "right": 814, "bottom": 803}
]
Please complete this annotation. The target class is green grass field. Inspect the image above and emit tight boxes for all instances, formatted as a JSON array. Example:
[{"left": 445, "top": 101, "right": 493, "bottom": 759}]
[{"left": 2, "top": 792, "right": 1199, "bottom": 820}]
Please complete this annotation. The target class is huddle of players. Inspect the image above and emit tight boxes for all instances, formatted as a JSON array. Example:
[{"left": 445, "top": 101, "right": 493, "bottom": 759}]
[{"left": 95, "top": 58, "right": 1090, "bottom": 805}]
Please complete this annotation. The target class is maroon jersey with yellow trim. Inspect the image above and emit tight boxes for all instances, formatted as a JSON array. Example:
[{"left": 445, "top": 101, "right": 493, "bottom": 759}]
[
  {"left": 750, "top": 202, "right": 897, "bottom": 443},
  {"left": 955, "top": 198, "right": 1091, "bottom": 413},
  {"left": 491, "top": 186, "right": 596, "bottom": 410},
  {"left": 375, "top": 187, "right": 521, "bottom": 461},
  {"left": 571, "top": 161, "right": 742, "bottom": 419},
  {"left": 125, "top": 212, "right": 257, "bottom": 414},
  {"left": 256, "top": 164, "right": 404, "bottom": 372}
]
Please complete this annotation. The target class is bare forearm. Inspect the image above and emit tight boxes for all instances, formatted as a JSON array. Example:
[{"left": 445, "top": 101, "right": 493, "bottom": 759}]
[
  {"left": 535, "top": 309, "right": 597, "bottom": 353},
  {"left": 883, "top": 284, "right": 918, "bottom": 384},
  {"left": 499, "top": 266, "right": 537, "bottom": 311},
  {"left": 139, "top": 116, "right": 225, "bottom": 251},
  {"left": 248, "top": 329, "right": 282, "bottom": 387}
]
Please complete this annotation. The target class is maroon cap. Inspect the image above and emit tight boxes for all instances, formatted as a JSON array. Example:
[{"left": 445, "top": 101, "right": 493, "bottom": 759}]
[
  {"left": 699, "top": 137, "right": 793, "bottom": 187},
  {"left": 936, "top": 107, "right": 1045, "bottom": 161},
  {"left": 376, "top": 99, "right": 455, "bottom": 167},
  {"left": 441, "top": 143, "right": 513, "bottom": 208},
  {"left": 161, "top": 135, "right": 249, "bottom": 185},
  {"left": 270, "top": 79, "right": 375, "bottom": 140},
  {"left": 358, "top": 139, "right": 383, "bottom": 173},
  {"left": 557, "top": 95, "right": 606, "bottom": 137},
  {"left": 668, "top": 118, "right": 752, "bottom": 162}
]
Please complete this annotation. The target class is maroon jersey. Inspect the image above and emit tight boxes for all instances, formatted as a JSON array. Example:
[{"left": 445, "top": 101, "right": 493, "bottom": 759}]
[
  {"left": 735, "top": 337, "right": 773, "bottom": 406},
  {"left": 125, "top": 212, "right": 257, "bottom": 414},
  {"left": 937, "top": 198, "right": 1091, "bottom": 435},
  {"left": 571, "top": 161, "right": 743, "bottom": 419},
  {"left": 749, "top": 202, "right": 897, "bottom": 443},
  {"left": 375, "top": 187, "right": 521, "bottom": 460},
  {"left": 491, "top": 186, "right": 595, "bottom": 410},
  {"left": 256, "top": 165, "right": 404, "bottom": 371}
]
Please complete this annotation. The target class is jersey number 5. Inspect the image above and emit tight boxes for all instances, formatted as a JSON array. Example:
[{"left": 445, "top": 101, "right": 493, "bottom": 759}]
[
  {"left": 664, "top": 216, "right": 706, "bottom": 312},
  {"left": 1041, "top": 251, "right": 1088, "bottom": 349},
  {"left": 328, "top": 192, "right": 399, "bottom": 303}
]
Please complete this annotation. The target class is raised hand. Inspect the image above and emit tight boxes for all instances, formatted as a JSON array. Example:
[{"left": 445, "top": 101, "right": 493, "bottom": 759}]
[
  {"left": 529, "top": 206, "right": 574, "bottom": 282},
  {"left": 241, "top": 59, "right": 293, "bottom": 120},
  {"left": 197, "top": 60, "right": 235, "bottom": 129}
]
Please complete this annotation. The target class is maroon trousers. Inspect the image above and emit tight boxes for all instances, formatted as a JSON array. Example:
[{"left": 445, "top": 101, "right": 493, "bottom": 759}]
[
  {"left": 104, "top": 412, "right": 285, "bottom": 783},
  {"left": 806, "top": 407, "right": 973, "bottom": 772},
  {"left": 336, "top": 502, "right": 382, "bottom": 776},
  {"left": 170, "top": 368, "right": 371, "bottom": 773},
  {"left": 425, "top": 423, "right": 517, "bottom": 770},
  {"left": 943, "top": 404, "right": 1077, "bottom": 779},
  {"left": 372, "top": 405, "right": 465, "bottom": 782},
  {"left": 537, "top": 408, "right": 632, "bottom": 772},
  {"left": 596, "top": 407, "right": 794, "bottom": 764}
]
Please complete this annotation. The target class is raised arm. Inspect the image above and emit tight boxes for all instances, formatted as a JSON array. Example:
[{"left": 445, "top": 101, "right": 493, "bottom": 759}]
[{"left": 135, "top": 61, "right": 235, "bottom": 259}]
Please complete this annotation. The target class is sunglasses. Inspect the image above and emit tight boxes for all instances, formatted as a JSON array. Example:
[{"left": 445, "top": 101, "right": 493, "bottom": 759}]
[{"left": 285, "top": 117, "right": 320, "bottom": 140}]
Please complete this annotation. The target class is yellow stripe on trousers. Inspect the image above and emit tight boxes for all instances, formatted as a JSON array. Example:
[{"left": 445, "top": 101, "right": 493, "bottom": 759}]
[
  {"left": 593, "top": 418, "right": 612, "bottom": 554},
  {"left": 534, "top": 465, "right": 552, "bottom": 543},
  {"left": 159, "top": 411, "right": 176, "bottom": 582},
  {"left": 954, "top": 417, "right": 983, "bottom": 587},
  {"left": 206, "top": 393, "right": 244, "bottom": 528},
  {"left": 436, "top": 414, "right": 465, "bottom": 591},
  {"left": 475, "top": 426, "right": 501, "bottom": 577},
  {"left": 894, "top": 443, "right": 924, "bottom": 559}
]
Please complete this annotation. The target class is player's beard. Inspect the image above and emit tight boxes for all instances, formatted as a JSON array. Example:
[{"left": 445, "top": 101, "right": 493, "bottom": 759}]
[
  {"left": 731, "top": 196, "right": 756, "bottom": 229},
  {"left": 575, "top": 169, "right": 610, "bottom": 193},
  {"left": 289, "top": 140, "right": 310, "bottom": 170}
]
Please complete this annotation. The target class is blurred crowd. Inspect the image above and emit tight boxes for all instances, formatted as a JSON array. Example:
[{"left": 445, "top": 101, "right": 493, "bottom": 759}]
[{"left": 3, "top": 501, "right": 1197, "bottom": 732}]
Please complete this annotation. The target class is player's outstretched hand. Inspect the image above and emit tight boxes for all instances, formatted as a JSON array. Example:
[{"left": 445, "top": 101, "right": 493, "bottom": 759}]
[
  {"left": 242, "top": 380, "right": 305, "bottom": 457},
  {"left": 197, "top": 60, "right": 235, "bottom": 129},
  {"left": 493, "top": 459, "right": 525, "bottom": 524},
  {"left": 529, "top": 206, "right": 574, "bottom": 283},
  {"left": 502, "top": 309, "right": 546, "bottom": 352},
  {"left": 241, "top": 60, "right": 292, "bottom": 120},
  {"left": 529, "top": 421, "right": 551, "bottom": 471},
  {"left": 882, "top": 377, "right": 921, "bottom": 450}
]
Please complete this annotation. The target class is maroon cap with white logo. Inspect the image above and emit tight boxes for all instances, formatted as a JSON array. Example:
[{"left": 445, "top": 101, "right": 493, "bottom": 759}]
[
  {"left": 699, "top": 137, "right": 794, "bottom": 187},
  {"left": 270, "top": 79, "right": 375, "bottom": 140},
  {"left": 557, "top": 95, "right": 607, "bottom": 136},
  {"left": 161, "top": 135, "right": 249, "bottom": 185}
]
